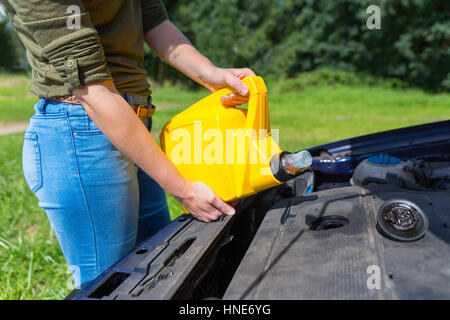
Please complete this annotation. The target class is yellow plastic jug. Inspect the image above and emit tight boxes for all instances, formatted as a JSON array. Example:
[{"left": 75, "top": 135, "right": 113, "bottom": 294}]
[{"left": 160, "top": 76, "right": 311, "bottom": 203}]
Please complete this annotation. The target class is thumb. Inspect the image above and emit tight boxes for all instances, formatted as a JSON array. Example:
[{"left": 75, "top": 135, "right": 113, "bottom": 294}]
[
  {"left": 226, "top": 72, "right": 249, "bottom": 96},
  {"left": 211, "top": 194, "right": 235, "bottom": 215}
]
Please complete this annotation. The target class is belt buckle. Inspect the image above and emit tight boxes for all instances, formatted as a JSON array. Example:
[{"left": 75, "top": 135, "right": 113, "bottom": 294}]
[
  {"left": 123, "top": 93, "right": 155, "bottom": 118},
  {"left": 136, "top": 104, "right": 155, "bottom": 118}
]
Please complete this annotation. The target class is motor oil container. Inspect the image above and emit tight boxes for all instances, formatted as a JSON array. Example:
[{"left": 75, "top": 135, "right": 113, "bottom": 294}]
[{"left": 160, "top": 76, "right": 311, "bottom": 203}]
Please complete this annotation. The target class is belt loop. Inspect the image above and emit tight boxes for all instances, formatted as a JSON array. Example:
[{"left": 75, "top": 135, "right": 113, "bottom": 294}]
[
  {"left": 147, "top": 117, "right": 153, "bottom": 132},
  {"left": 35, "top": 98, "right": 47, "bottom": 115}
]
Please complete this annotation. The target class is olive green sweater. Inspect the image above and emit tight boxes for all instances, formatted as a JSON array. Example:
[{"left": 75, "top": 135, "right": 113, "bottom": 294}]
[{"left": 0, "top": 0, "right": 168, "bottom": 98}]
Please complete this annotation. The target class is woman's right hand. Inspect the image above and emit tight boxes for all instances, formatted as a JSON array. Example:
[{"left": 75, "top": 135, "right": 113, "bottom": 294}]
[
  {"left": 176, "top": 181, "right": 235, "bottom": 222},
  {"left": 74, "top": 81, "right": 234, "bottom": 223}
]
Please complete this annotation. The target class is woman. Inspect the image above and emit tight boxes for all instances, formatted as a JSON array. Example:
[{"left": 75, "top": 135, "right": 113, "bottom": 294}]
[{"left": 1, "top": 0, "right": 255, "bottom": 287}]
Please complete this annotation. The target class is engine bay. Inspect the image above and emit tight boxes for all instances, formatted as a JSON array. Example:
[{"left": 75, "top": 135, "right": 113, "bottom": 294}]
[
  {"left": 203, "top": 120, "right": 450, "bottom": 299},
  {"left": 68, "top": 120, "right": 450, "bottom": 300},
  {"left": 224, "top": 183, "right": 450, "bottom": 299}
]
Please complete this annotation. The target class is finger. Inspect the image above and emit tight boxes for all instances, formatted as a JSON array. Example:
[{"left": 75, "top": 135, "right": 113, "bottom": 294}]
[
  {"left": 211, "top": 194, "right": 235, "bottom": 215},
  {"left": 221, "top": 93, "right": 249, "bottom": 102},
  {"left": 221, "top": 94, "right": 249, "bottom": 106},
  {"left": 225, "top": 72, "right": 249, "bottom": 96},
  {"left": 233, "top": 68, "right": 256, "bottom": 79},
  {"left": 190, "top": 211, "right": 210, "bottom": 223},
  {"left": 230, "top": 68, "right": 256, "bottom": 79},
  {"left": 195, "top": 205, "right": 222, "bottom": 222},
  {"left": 221, "top": 98, "right": 249, "bottom": 107},
  {"left": 207, "top": 207, "right": 224, "bottom": 221}
]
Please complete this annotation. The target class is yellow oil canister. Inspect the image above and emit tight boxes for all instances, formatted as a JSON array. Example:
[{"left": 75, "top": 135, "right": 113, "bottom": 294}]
[{"left": 160, "top": 76, "right": 312, "bottom": 203}]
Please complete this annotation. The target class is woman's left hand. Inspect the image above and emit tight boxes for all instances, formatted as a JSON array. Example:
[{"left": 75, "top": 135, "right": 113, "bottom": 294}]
[{"left": 200, "top": 67, "right": 256, "bottom": 106}]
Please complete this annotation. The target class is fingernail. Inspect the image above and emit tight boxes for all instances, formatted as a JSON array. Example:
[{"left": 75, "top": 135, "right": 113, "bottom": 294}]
[
  {"left": 227, "top": 208, "right": 235, "bottom": 215},
  {"left": 240, "top": 87, "right": 248, "bottom": 95}
]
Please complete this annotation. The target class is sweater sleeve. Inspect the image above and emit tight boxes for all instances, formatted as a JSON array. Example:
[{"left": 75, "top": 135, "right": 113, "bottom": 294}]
[
  {"left": 141, "top": 0, "right": 169, "bottom": 33},
  {"left": 1, "top": 0, "right": 112, "bottom": 94}
]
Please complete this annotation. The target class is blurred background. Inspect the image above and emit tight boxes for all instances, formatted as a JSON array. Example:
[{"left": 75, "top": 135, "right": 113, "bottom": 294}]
[{"left": 0, "top": 0, "right": 449, "bottom": 299}]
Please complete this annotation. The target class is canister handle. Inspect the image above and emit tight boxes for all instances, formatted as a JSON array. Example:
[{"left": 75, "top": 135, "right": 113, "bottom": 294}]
[
  {"left": 215, "top": 76, "right": 270, "bottom": 132},
  {"left": 242, "top": 76, "right": 269, "bottom": 132}
]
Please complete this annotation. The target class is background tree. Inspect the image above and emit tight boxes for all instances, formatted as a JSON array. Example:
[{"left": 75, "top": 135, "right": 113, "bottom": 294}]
[
  {"left": 145, "top": 0, "right": 449, "bottom": 91},
  {"left": 0, "top": 15, "right": 26, "bottom": 73}
]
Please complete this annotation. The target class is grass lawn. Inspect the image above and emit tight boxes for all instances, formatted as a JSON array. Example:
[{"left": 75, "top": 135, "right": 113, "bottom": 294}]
[
  {"left": 0, "top": 74, "right": 38, "bottom": 123},
  {"left": 0, "top": 74, "right": 449, "bottom": 299}
]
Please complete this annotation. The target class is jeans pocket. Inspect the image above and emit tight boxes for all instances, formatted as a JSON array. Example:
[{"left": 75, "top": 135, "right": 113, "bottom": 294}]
[
  {"left": 71, "top": 117, "right": 103, "bottom": 136},
  {"left": 22, "top": 132, "right": 43, "bottom": 193}
]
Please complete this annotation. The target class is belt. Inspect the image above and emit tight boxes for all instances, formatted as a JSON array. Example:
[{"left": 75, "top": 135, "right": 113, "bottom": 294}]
[{"left": 48, "top": 93, "right": 155, "bottom": 118}]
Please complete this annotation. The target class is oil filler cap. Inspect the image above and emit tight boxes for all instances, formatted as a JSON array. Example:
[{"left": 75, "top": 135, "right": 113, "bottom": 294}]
[{"left": 377, "top": 199, "right": 428, "bottom": 242}]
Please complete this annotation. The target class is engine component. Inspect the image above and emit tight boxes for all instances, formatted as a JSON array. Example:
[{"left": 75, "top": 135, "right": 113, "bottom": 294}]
[
  {"left": 376, "top": 199, "right": 428, "bottom": 242},
  {"left": 404, "top": 160, "right": 450, "bottom": 190},
  {"left": 350, "top": 153, "right": 414, "bottom": 186},
  {"left": 224, "top": 184, "right": 450, "bottom": 300}
]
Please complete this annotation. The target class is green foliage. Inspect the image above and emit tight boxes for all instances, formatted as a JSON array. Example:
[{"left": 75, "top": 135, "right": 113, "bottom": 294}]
[
  {"left": 0, "top": 16, "right": 27, "bottom": 72},
  {"left": 269, "top": 68, "right": 409, "bottom": 93},
  {"left": 145, "top": 0, "right": 449, "bottom": 91}
]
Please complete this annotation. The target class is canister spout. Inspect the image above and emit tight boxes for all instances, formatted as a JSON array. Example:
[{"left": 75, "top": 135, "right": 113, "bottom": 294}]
[
  {"left": 270, "top": 150, "right": 313, "bottom": 182},
  {"left": 281, "top": 150, "right": 313, "bottom": 175}
]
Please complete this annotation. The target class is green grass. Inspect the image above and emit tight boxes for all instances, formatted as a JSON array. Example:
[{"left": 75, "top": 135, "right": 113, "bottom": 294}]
[
  {"left": 267, "top": 85, "right": 450, "bottom": 151},
  {"left": 0, "top": 133, "right": 70, "bottom": 299},
  {"left": 0, "top": 74, "right": 38, "bottom": 123},
  {"left": 0, "top": 73, "right": 449, "bottom": 299}
]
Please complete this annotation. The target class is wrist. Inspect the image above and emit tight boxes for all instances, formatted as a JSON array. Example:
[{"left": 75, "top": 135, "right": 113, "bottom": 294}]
[
  {"left": 198, "top": 64, "right": 219, "bottom": 90},
  {"left": 171, "top": 178, "right": 193, "bottom": 201}
]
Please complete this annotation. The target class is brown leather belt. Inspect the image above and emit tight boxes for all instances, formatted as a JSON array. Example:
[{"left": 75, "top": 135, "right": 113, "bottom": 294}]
[
  {"left": 48, "top": 95, "right": 155, "bottom": 118},
  {"left": 49, "top": 96, "right": 81, "bottom": 105}
]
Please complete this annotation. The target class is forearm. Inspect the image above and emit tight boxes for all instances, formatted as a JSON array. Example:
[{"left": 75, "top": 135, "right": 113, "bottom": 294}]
[
  {"left": 73, "top": 81, "right": 189, "bottom": 199},
  {"left": 144, "top": 20, "right": 217, "bottom": 90}
]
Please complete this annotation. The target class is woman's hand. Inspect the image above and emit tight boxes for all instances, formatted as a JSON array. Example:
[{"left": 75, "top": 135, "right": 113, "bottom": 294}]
[
  {"left": 199, "top": 67, "right": 256, "bottom": 106},
  {"left": 74, "top": 81, "right": 236, "bottom": 223},
  {"left": 176, "top": 181, "right": 235, "bottom": 222},
  {"left": 144, "top": 20, "right": 256, "bottom": 107}
]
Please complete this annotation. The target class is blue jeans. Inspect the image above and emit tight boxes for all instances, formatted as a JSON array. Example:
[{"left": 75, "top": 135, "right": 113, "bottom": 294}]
[{"left": 22, "top": 99, "right": 171, "bottom": 287}]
